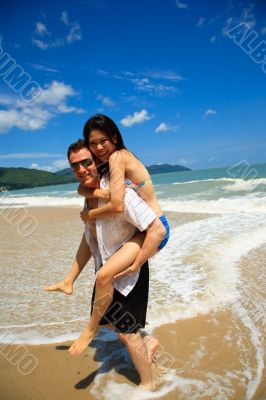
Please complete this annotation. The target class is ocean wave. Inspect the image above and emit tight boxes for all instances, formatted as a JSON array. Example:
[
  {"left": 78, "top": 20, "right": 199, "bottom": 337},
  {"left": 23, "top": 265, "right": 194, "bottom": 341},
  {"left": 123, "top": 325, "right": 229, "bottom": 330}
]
[
  {"left": 224, "top": 178, "right": 266, "bottom": 191},
  {"left": 172, "top": 178, "right": 236, "bottom": 185},
  {"left": 0, "top": 330, "right": 80, "bottom": 345},
  {"left": 0, "top": 317, "right": 87, "bottom": 330},
  {"left": 160, "top": 196, "right": 266, "bottom": 214},
  {"left": 0, "top": 195, "right": 83, "bottom": 208},
  {"left": 148, "top": 213, "right": 266, "bottom": 328}
]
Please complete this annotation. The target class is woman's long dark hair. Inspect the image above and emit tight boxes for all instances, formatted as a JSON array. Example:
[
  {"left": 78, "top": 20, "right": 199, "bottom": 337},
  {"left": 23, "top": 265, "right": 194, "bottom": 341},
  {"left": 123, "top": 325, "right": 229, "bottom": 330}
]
[
  {"left": 83, "top": 114, "right": 126, "bottom": 150},
  {"left": 83, "top": 114, "right": 127, "bottom": 177}
]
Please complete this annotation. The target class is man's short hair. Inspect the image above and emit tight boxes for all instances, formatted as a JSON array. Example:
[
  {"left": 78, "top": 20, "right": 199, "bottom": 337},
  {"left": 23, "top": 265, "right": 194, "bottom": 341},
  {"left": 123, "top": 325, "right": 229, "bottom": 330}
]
[{"left": 67, "top": 139, "right": 88, "bottom": 161}]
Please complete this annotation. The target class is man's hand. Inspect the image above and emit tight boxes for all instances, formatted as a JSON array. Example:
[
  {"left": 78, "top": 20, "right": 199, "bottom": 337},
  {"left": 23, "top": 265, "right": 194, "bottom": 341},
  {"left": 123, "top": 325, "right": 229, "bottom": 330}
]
[
  {"left": 80, "top": 210, "right": 95, "bottom": 223},
  {"left": 114, "top": 263, "right": 140, "bottom": 279}
]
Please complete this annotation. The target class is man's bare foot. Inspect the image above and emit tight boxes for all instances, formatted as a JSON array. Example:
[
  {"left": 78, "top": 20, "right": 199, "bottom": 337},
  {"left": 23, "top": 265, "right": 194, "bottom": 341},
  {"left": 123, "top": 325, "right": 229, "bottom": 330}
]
[
  {"left": 143, "top": 335, "right": 159, "bottom": 364},
  {"left": 68, "top": 327, "right": 98, "bottom": 356},
  {"left": 139, "top": 382, "right": 156, "bottom": 391},
  {"left": 151, "top": 361, "right": 168, "bottom": 381},
  {"left": 43, "top": 279, "right": 73, "bottom": 295}
]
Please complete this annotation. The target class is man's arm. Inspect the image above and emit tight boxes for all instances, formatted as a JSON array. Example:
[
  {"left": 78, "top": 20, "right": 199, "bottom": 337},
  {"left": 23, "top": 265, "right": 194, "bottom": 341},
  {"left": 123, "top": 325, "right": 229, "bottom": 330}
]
[{"left": 114, "top": 217, "right": 166, "bottom": 279}]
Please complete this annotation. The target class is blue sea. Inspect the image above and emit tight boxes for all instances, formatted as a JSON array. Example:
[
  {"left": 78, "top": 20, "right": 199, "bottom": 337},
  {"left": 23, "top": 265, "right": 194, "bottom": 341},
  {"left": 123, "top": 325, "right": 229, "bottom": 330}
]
[
  {"left": 0, "top": 163, "right": 265, "bottom": 399},
  {"left": 1, "top": 162, "right": 266, "bottom": 212}
]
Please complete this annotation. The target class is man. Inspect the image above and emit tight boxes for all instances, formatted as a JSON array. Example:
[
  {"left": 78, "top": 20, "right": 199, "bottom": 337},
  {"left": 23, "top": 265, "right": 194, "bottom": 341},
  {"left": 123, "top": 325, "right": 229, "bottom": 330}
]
[{"left": 45, "top": 139, "right": 164, "bottom": 390}]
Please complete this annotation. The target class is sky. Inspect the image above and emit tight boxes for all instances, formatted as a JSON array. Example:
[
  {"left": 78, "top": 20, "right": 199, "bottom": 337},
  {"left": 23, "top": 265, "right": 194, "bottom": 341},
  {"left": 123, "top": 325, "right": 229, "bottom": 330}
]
[{"left": 0, "top": 0, "right": 265, "bottom": 171}]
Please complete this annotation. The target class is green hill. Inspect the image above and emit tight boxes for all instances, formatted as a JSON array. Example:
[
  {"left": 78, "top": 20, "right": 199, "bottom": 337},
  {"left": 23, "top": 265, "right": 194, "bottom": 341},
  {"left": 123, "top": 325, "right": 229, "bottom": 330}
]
[
  {"left": 0, "top": 167, "right": 76, "bottom": 191},
  {"left": 0, "top": 163, "right": 191, "bottom": 191},
  {"left": 57, "top": 163, "right": 191, "bottom": 178},
  {"left": 146, "top": 164, "right": 191, "bottom": 174},
  {"left": 55, "top": 168, "right": 75, "bottom": 177}
]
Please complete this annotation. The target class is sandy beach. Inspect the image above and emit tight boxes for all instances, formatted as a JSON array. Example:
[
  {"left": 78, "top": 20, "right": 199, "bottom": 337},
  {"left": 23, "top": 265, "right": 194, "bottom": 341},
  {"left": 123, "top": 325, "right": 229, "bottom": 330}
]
[{"left": 0, "top": 207, "right": 265, "bottom": 399}]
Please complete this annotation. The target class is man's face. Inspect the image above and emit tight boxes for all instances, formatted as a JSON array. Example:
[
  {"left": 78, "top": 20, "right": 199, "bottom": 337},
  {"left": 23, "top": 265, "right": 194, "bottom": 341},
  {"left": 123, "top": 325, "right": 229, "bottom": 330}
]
[{"left": 69, "top": 147, "right": 98, "bottom": 187}]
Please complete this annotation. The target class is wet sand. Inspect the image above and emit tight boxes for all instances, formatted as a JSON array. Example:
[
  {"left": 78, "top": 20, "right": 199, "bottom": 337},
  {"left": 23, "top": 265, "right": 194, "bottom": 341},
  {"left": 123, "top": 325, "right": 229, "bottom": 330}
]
[{"left": 0, "top": 314, "right": 265, "bottom": 400}]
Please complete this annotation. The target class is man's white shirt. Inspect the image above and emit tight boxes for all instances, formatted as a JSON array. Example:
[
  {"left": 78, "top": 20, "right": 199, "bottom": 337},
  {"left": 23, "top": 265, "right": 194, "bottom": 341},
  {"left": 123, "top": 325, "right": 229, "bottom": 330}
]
[{"left": 84, "top": 175, "right": 156, "bottom": 296}]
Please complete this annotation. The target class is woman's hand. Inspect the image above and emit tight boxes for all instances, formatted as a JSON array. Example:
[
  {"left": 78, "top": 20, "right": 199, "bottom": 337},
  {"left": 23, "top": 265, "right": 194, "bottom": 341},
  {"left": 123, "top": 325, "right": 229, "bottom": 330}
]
[{"left": 78, "top": 185, "right": 110, "bottom": 200}]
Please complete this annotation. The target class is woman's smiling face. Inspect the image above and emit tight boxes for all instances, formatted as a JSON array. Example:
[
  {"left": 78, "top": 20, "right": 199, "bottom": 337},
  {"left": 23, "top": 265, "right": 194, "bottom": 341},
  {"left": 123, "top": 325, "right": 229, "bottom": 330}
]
[{"left": 88, "top": 129, "right": 116, "bottom": 161}]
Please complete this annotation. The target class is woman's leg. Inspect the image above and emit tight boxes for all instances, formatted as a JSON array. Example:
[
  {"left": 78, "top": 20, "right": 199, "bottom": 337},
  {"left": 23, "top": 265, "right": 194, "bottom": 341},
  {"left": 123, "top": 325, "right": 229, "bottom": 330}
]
[{"left": 68, "top": 231, "right": 145, "bottom": 356}]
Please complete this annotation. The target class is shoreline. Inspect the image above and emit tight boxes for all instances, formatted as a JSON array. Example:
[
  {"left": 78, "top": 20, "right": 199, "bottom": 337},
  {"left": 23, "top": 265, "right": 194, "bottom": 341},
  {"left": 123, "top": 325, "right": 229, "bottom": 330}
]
[
  {"left": 1, "top": 315, "right": 265, "bottom": 400},
  {"left": 0, "top": 207, "right": 265, "bottom": 399}
]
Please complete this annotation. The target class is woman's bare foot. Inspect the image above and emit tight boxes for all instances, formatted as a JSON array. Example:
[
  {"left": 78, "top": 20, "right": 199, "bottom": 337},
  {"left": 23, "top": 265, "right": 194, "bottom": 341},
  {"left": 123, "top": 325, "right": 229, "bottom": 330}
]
[
  {"left": 43, "top": 279, "right": 73, "bottom": 295},
  {"left": 68, "top": 326, "right": 98, "bottom": 356},
  {"left": 143, "top": 335, "right": 159, "bottom": 364}
]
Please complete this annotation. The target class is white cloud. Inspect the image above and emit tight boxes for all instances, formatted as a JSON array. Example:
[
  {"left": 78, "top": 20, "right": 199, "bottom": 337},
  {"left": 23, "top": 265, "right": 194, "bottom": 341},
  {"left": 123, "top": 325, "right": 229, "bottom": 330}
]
[
  {"left": 66, "top": 24, "right": 82, "bottom": 43},
  {"left": 29, "top": 63, "right": 58, "bottom": 73},
  {"left": 60, "top": 11, "right": 69, "bottom": 25},
  {"left": 222, "top": 4, "right": 256, "bottom": 36},
  {"left": 32, "top": 38, "right": 49, "bottom": 50},
  {"left": 0, "top": 94, "right": 14, "bottom": 105},
  {"left": 143, "top": 69, "right": 184, "bottom": 81},
  {"left": 208, "top": 155, "right": 219, "bottom": 162},
  {"left": 131, "top": 77, "right": 178, "bottom": 97},
  {"left": 98, "top": 70, "right": 183, "bottom": 98},
  {"left": 96, "top": 69, "right": 109, "bottom": 77},
  {"left": 31, "top": 159, "right": 69, "bottom": 172},
  {"left": 0, "top": 81, "right": 85, "bottom": 133},
  {"left": 32, "top": 37, "right": 66, "bottom": 49},
  {"left": 53, "top": 159, "right": 69, "bottom": 170},
  {"left": 0, "top": 107, "right": 52, "bottom": 132},
  {"left": 35, "top": 22, "right": 50, "bottom": 37},
  {"left": 155, "top": 123, "right": 178, "bottom": 133},
  {"left": 32, "top": 12, "right": 82, "bottom": 50},
  {"left": 176, "top": 1, "right": 189, "bottom": 10},
  {"left": 197, "top": 17, "right": 205, "bottom": 27},
  {"left": 0, "top": 152, "right": 64, "bottom": 160},
  {"left": 112, "top": 71, "right": 181, "bottom": 97},
  {"left": 96, "top": 94, "right": 115, "bottom": 107},
  {"left": 31, "top": 163, "right": 50, "bottom": 171},
  {"left": 33, "top": 81, "right": 77, "bottom": 106},
  {"left": 52, "top": 159, "right": 69, "bottom": 170},
  {"left": 177, "top": 158, "right": 197, "bottom": 166},
  {"left": 61, "top": 11, "right": 82, "bottom": 44},
  {"left": 57, "top": 104, "right": 85, "bottom": 114},
  {"left": 120, "top": 109, "right": 152, "bottom": 127},
  {"left": 203, "top": 108, "right": 217, "bottom": 120},
  {"left": 196, "top": 3, "right": 256, "bottom": 44}
]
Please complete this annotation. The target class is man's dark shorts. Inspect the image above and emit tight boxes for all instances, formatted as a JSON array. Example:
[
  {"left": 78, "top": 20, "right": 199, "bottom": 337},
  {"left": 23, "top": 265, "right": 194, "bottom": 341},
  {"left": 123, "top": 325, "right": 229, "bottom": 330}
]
[{"left": 91, "top": 261, "right": 149, "bottom": 333}]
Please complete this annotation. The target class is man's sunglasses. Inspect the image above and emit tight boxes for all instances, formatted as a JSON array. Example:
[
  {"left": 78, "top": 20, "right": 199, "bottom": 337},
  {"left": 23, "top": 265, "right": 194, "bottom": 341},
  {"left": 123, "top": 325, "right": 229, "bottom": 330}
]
[{"left": 70, "top": 158, "right": 93, "bottom": 170}]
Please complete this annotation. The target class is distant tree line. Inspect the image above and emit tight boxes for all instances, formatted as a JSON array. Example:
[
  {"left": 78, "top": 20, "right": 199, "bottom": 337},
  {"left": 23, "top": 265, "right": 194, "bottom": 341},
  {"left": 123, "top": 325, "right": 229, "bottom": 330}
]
[
  {"left": 0, "top": 163, "right": 190, "bottom": 191},
  {"left": 0, "top": 167, "right": 76, "bottom": 191}
]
